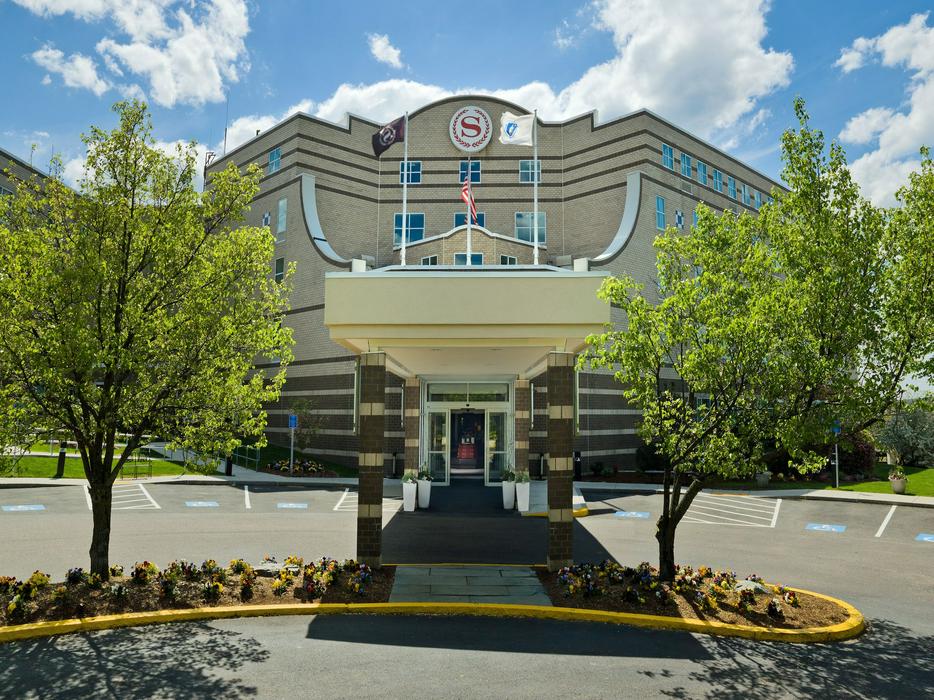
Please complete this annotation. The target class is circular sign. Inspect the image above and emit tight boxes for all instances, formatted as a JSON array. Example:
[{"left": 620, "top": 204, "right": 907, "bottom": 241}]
[{"left": 449, "top": 106, "right": 493, "bottom": 153}]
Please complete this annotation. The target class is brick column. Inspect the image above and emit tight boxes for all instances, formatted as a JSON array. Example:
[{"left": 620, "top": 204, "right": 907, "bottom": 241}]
[
  {"left": 514, "top": 380, "right": 531, "bottom": 474},
  {"left": 357, "top": 352, "right": 386, "bottom": 566},
  {"left": 547, "top": 352, "right": 575, "bottom": 571},
  {"left": 404, "top": 377, "right": 420, "bottom": 473}
]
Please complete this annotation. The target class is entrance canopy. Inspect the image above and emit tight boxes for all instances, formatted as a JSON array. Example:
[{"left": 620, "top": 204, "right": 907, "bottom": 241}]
[{"left": 323, "top": 265, "right": 610, "bottom": 378}]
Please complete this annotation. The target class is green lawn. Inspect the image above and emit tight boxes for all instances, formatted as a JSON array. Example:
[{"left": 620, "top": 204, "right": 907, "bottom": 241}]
[
  {"left": 5, "top": 456, "right": 188, "bottom": 479},
  {"left": 713, "top": 462, "right": 934, "bottom": 497}
]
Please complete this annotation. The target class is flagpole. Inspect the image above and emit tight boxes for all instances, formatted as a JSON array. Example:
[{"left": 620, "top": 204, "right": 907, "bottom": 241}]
[
  {"left": 400, "top": 111, "right": 409, "bottom": 266},
  {"left": 466, "top": 155, "right": 472, "bottom": 266},
  {"left": 533, "top": 109, "right": 539, "bottom": 266}
]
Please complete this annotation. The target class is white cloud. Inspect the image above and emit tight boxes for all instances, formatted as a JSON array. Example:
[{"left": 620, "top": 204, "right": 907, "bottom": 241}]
[
  {"left": 839, "top": 106, "right": 895, "bottom": 145},
  {"left": 221, "top": 99, "right": 314, "bottom": 153},
  {"left": 554, "top": 20, "right": 575, "bottom": 51},
  {"left": 367, "top": 33, "right": 403, "bottom": 69},
  {"left": 18, "top": 0, "right": 250, "bottom": 107},
  {"left": 835, "top": 37, "right": 875, "bottom": 73},
  {"left": 61, "top": 155, "right": 86, "bottom": 187},
  {"left": 836, "top": 13, "right": 934, "bottom": 205},
  {"left": 304, "top": 1, "right": 791, "bottom": 143},
  {"left": 31, "top": 44, "right": 111, "bottom": 95}
]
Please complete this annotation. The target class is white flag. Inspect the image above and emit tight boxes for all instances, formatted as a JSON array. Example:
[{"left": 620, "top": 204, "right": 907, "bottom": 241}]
[{"left": 499, "top": 112, "right": 534, "bottom": 146}]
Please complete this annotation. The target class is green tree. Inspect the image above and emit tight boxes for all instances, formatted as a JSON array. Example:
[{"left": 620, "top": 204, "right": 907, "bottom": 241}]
[
  {"left": 0, "top": 101, "right": 294, "bottom": 577},
  {"left": 582, "top": 98, "right": 934, "bottom": 580}
]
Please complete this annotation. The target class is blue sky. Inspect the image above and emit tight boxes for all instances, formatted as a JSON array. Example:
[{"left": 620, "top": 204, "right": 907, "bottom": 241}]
[{"left": 2, "top": 1, "right": 934, "bottom": 204}]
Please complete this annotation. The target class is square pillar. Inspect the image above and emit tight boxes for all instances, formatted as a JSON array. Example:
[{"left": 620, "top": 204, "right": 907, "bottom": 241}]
[
  {"left": 546, "top": 351, "right": 575, "bottom": 571},
  {"left": 514, "top": 380, "right": 531, "bottom": 473},
  {"left": 404, "top": 377, "right": 420, "bottom": 472},
  {"left": 357, "top": 352, "right": 386, "bottom": 567}
]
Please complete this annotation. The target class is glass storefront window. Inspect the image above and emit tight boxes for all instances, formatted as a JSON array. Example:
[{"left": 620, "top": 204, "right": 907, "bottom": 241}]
[{"left": 427, "top": 382, "right": 508, "bottom": 403}]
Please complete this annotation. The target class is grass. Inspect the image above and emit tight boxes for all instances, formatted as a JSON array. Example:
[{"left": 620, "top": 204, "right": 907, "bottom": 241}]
[
  {"left": 5, "top": 456, "right": 188, "bottom": 479},
  {"left": 712, "top": 462, "right": 934, "bottom": 497}
]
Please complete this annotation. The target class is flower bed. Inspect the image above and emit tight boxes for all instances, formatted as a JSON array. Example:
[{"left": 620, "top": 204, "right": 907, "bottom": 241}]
[
  {"left": 538, "top": 562, "right": 849, "bottom": 629},
  {"left": 258, "top": 460, "right": 339, "bottom": 478},
  {"left": 0, "top": 556, "right": 394, "bottom": 625}
]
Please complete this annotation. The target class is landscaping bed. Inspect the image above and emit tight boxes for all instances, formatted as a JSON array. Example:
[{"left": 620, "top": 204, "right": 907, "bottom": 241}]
[
  {"left": 538, "top": 562, "right": 849, "bottom": 630},
  {"left": 0, "top": 557, "right": 394, "bottom": 625},
  {"left": 258, "top": 460, "right": 342, "bottom": 478}
]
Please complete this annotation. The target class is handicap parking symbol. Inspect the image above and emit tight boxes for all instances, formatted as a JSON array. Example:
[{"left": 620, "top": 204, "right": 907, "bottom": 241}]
[
  {"left": 185, "top": 501, "right": 219, "bottom": 508},
  {"left": 277, "top": 503, "right": 308, "bottom": 509},
  {"left": 614, "top": 511, "right": 650, "bottom": 519},
  {"left": 806, "top": 523, "right": 846, "bottom": 533},
  {"left": 2, "top": 504, "right": 45, "bottom": 512},
  {"left": 916, "top": 533, "right": 934, "bottom": 543}
]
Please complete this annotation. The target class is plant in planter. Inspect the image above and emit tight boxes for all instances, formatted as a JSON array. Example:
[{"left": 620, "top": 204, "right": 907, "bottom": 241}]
[
  {"left": 401, "top": 471, "right": 417, "bottom": 511},
  {"left": 501, "top": 468, "right": 516, "bottom": 509},
  {"left": 417, "top": 469, "right": 432, "bottom": 509},
  {"left": 888, "top": 466, "right": 908, "bottom": 495},
  {"left": 515, "top": 471, "right": 531, "bottom": 512}
]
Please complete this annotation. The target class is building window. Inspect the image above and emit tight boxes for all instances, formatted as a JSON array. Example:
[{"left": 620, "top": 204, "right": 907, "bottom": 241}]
[
  {"left": 261, "top": 211, "right": 270, "bottom": 227},
  {"left": 696, "top": 161, "right": 708, "bottom": 185},
  {"left": 742, "top": 183, "right": 751, "bottom": 206},
  {"left": 693, "top": 209, "right": 699, "bottom": 228},
  {"left": 681, "top": 153, "right": 692, "bottom": 178},
  {"left": 454, "top": 253, "right": 484, "bottom": 265},
  {"left": 420, "top": 255, "right": 438, "bottom": 266},
  {"left": 515, "top": 211, "right": 546, "bottom": 244},
  {"left": 754, "top": 190, "right": 762, "bottom": 209},
  {"left": 393, "top": 213, "right": 425, "bottom": 245},
  {"left": 519, "top": 160, "right": 541, "bottom": 183},
  {"left": 0, "top": 185, "right": 12, "bottom": 196},
  {"left": 728, "top": 176, "right": 736, "bottom": 199},
  {"left": 459, "top": 160, "right": 481, "bottom": 183},
  {"left": 713, "top": 169, "right": 723, "bottom": 193},
  {"left": 656, "top": 195, "right": 666, "bottom": 230},
  {"left": 661, "top": 144, "right": 674, "bottom": 170},
  {"left": 274, "top": 257, "right": 284, "bottom": 283},
  {"left": 267, "top": 147, "right": 281, "bottom": 175},
  {"left": 454, "top": 212, "right": 486, "bottom": 228},
  {"left": 500, "top": 255, "right": 517, "bottom": 265},
  {"left": 399, "top": 160, "right": 422, "bottom": 184},
  {"left": 276, "top": 197, "right": 287, "bottom": 241}
]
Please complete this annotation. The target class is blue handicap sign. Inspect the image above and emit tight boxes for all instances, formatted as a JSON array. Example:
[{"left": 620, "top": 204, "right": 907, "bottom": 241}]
[
  {"left": 614, "top": 511, "right": 650, "bottom": 519},
  {"left": 806, "top": 523, "right": 846, "bottom": 533},
  {"left": 2, "top": 504, "right": 45, "bottom": 512},
  {"left": 277, "top": 502, "right": 308, "bottom": 510},
  {"left": 185, "top": 501, "right": 219, "bottom": 508},
  {"left": 916, "top": 533, "right": 934, "bottom": 543},
  {"left": 288, "top": 414, "right": 297, "bottom": 429}
]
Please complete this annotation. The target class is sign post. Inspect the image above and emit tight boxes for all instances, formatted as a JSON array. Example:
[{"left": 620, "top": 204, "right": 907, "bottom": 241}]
[
  {"left": 831, "top": 419, "right": 841, "bottom": 488},
  {"left": 288, "top": 413, "right": 297, "bottom": 476}
]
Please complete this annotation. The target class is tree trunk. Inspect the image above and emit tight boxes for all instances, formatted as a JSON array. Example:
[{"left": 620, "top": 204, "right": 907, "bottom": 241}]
[
  {"left": 89, "top": 483, "right": 113, "bottom": 579},
  {"left": 656, "top": 517, "right": 677, "bottom": 582}
]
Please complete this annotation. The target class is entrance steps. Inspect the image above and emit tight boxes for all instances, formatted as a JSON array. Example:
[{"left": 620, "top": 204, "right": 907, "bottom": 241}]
[{"left": 522, "top": 480, "right": 589, "bottom": 517}]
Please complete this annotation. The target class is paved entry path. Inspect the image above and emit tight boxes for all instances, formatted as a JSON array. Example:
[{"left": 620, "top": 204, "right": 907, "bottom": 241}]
[{"left": 389, "top": 565, "right": 552, "bottom": 606}]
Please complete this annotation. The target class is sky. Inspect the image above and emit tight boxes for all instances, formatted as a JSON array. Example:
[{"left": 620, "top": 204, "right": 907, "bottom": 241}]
[{"left": 1, "top": 0, "right": 934, "bottom": 206}]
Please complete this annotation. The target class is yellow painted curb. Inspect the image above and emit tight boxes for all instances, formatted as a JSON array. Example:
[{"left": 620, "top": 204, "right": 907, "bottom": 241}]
[
  {"left": 0, "top": 585, "right": 863, "bottom": 645},
  {"left": 525, "top": 506, "right": 590, "bottom": 518}
]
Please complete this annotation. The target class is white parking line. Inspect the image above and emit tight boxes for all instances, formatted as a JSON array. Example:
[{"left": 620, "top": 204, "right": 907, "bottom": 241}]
[
  {"left": 137, "top": 485, "right": 160, "bottom": 509},
  {"left": 83, "top": 484, "right": 92, "bottom": 511},
  {"left": 110, "top": 483, "right": 160, "bottom": 510},
  {"left": 770, "top": 499, "right": 782, "bottom": 528},
  {"left": 688, "top": 503, "right": 774, "bottom": 521},
  {"left": 875, "top": 505, "right": 897, "bottom": 538},
  {"left": 244, "top": 485, "right": 251, "bottom": 510},
  {"left": 333, "top": 488, "right": 350, "bottom": 512},
  {"left": 684, "top": 494, "right": 781, "bottom": 528}
]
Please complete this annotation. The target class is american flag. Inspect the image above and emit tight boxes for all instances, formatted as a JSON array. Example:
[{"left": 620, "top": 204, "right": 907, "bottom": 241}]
[{"left": 460, "top": 176, "right": 478, "bottom": 225}]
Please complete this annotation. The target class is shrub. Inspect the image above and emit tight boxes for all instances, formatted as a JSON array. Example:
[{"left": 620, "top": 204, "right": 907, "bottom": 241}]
[
  {"left": 635, "top": 441, "right": 670, "bottom": 472},
  {"left": 131, "top": 561, "right": 159, "bottom": 584},
  {"left": 108, "top": 583, "right": 129, "bottom": 601},
  {"left": 109, "top": 564, "right": 124, "bottom": 578},
  {"left": 202, "top": 581, "right": 223, "bottom": 602},
  {"left": 877, "top": 407, "right": 934, "bottom": 468},
  {"left": 836, "top": 432, "right": 876, "bottom": 476},
  {"left": 229, "top": 559, "right": 250, "bottom": 574}
]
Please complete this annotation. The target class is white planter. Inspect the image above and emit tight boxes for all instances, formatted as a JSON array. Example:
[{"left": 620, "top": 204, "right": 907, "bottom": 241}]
[
  {"left": 516, "top": 481, "right": 530, "bottom": 512},
  {"left": 417, "top": 479, "right": 431, "bottom": 509},
  {"left": 890, "top": 477, "right": 907, "bottom": 495},
  {"left": 502, "top": 481, "right": 516, "bottom": 510},
  {"left": 402, "top": 482, "right": 417, "bottom": 511}
]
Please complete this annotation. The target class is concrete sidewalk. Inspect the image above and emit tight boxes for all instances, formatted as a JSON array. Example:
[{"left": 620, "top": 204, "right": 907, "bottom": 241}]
[
  {"left": 576, "top": 480, "right": 934, "bottom": 509},
  {"left": 389, "top": 565, "right": 552, "bottom": 605}
]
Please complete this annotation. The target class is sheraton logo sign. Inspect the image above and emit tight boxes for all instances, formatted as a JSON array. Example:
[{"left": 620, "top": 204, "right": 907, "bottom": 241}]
[{"left": 449, "top": 106, "right": 493, "bottom": 153}]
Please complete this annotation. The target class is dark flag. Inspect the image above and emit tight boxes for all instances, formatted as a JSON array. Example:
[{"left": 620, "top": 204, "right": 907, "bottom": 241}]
[{"left": 372, "top": 115, "right": 405, "bottom": 157}]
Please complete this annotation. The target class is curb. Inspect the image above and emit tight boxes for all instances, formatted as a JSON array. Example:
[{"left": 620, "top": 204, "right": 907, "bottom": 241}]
[{"left": 0, "top": 586, "right": 864, "bottom": 646}]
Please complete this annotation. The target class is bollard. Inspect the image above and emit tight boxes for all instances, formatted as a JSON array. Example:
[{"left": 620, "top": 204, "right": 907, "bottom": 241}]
[{"left": 54, "top": 441, "right": 67, "bottom": 479}]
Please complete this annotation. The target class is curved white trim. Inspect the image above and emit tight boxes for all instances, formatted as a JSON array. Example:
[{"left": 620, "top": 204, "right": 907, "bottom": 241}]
[
  {"left": 300, "top": 173, "right": 352, "bottom": 268},
  {"left": 592, "top": 171, "right": 641, "bottom": 266}
]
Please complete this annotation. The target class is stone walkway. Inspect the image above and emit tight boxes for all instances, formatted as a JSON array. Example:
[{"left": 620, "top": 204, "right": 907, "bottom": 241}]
[{"left": 389, "top": 565, "right": 552, "bottom": 606}]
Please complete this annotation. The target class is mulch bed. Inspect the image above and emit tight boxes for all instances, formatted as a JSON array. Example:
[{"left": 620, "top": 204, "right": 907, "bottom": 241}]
[
  {"left": 0, "top": 559, "right": 395, "bottom": 626},
  {"left": 258, "top": 466, "right": 340, "bottom": 478},
  {"left": 538, "top": 562, "right": 849, "bottom": 630}
]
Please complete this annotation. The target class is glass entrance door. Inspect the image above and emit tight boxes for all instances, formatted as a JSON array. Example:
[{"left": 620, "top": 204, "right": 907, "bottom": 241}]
[
  {"left": 486, "top": 411, "right": 507, "bottom": 484},
  {"left": 427, "top": 411, "right": 448, "bottom": 484}
]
